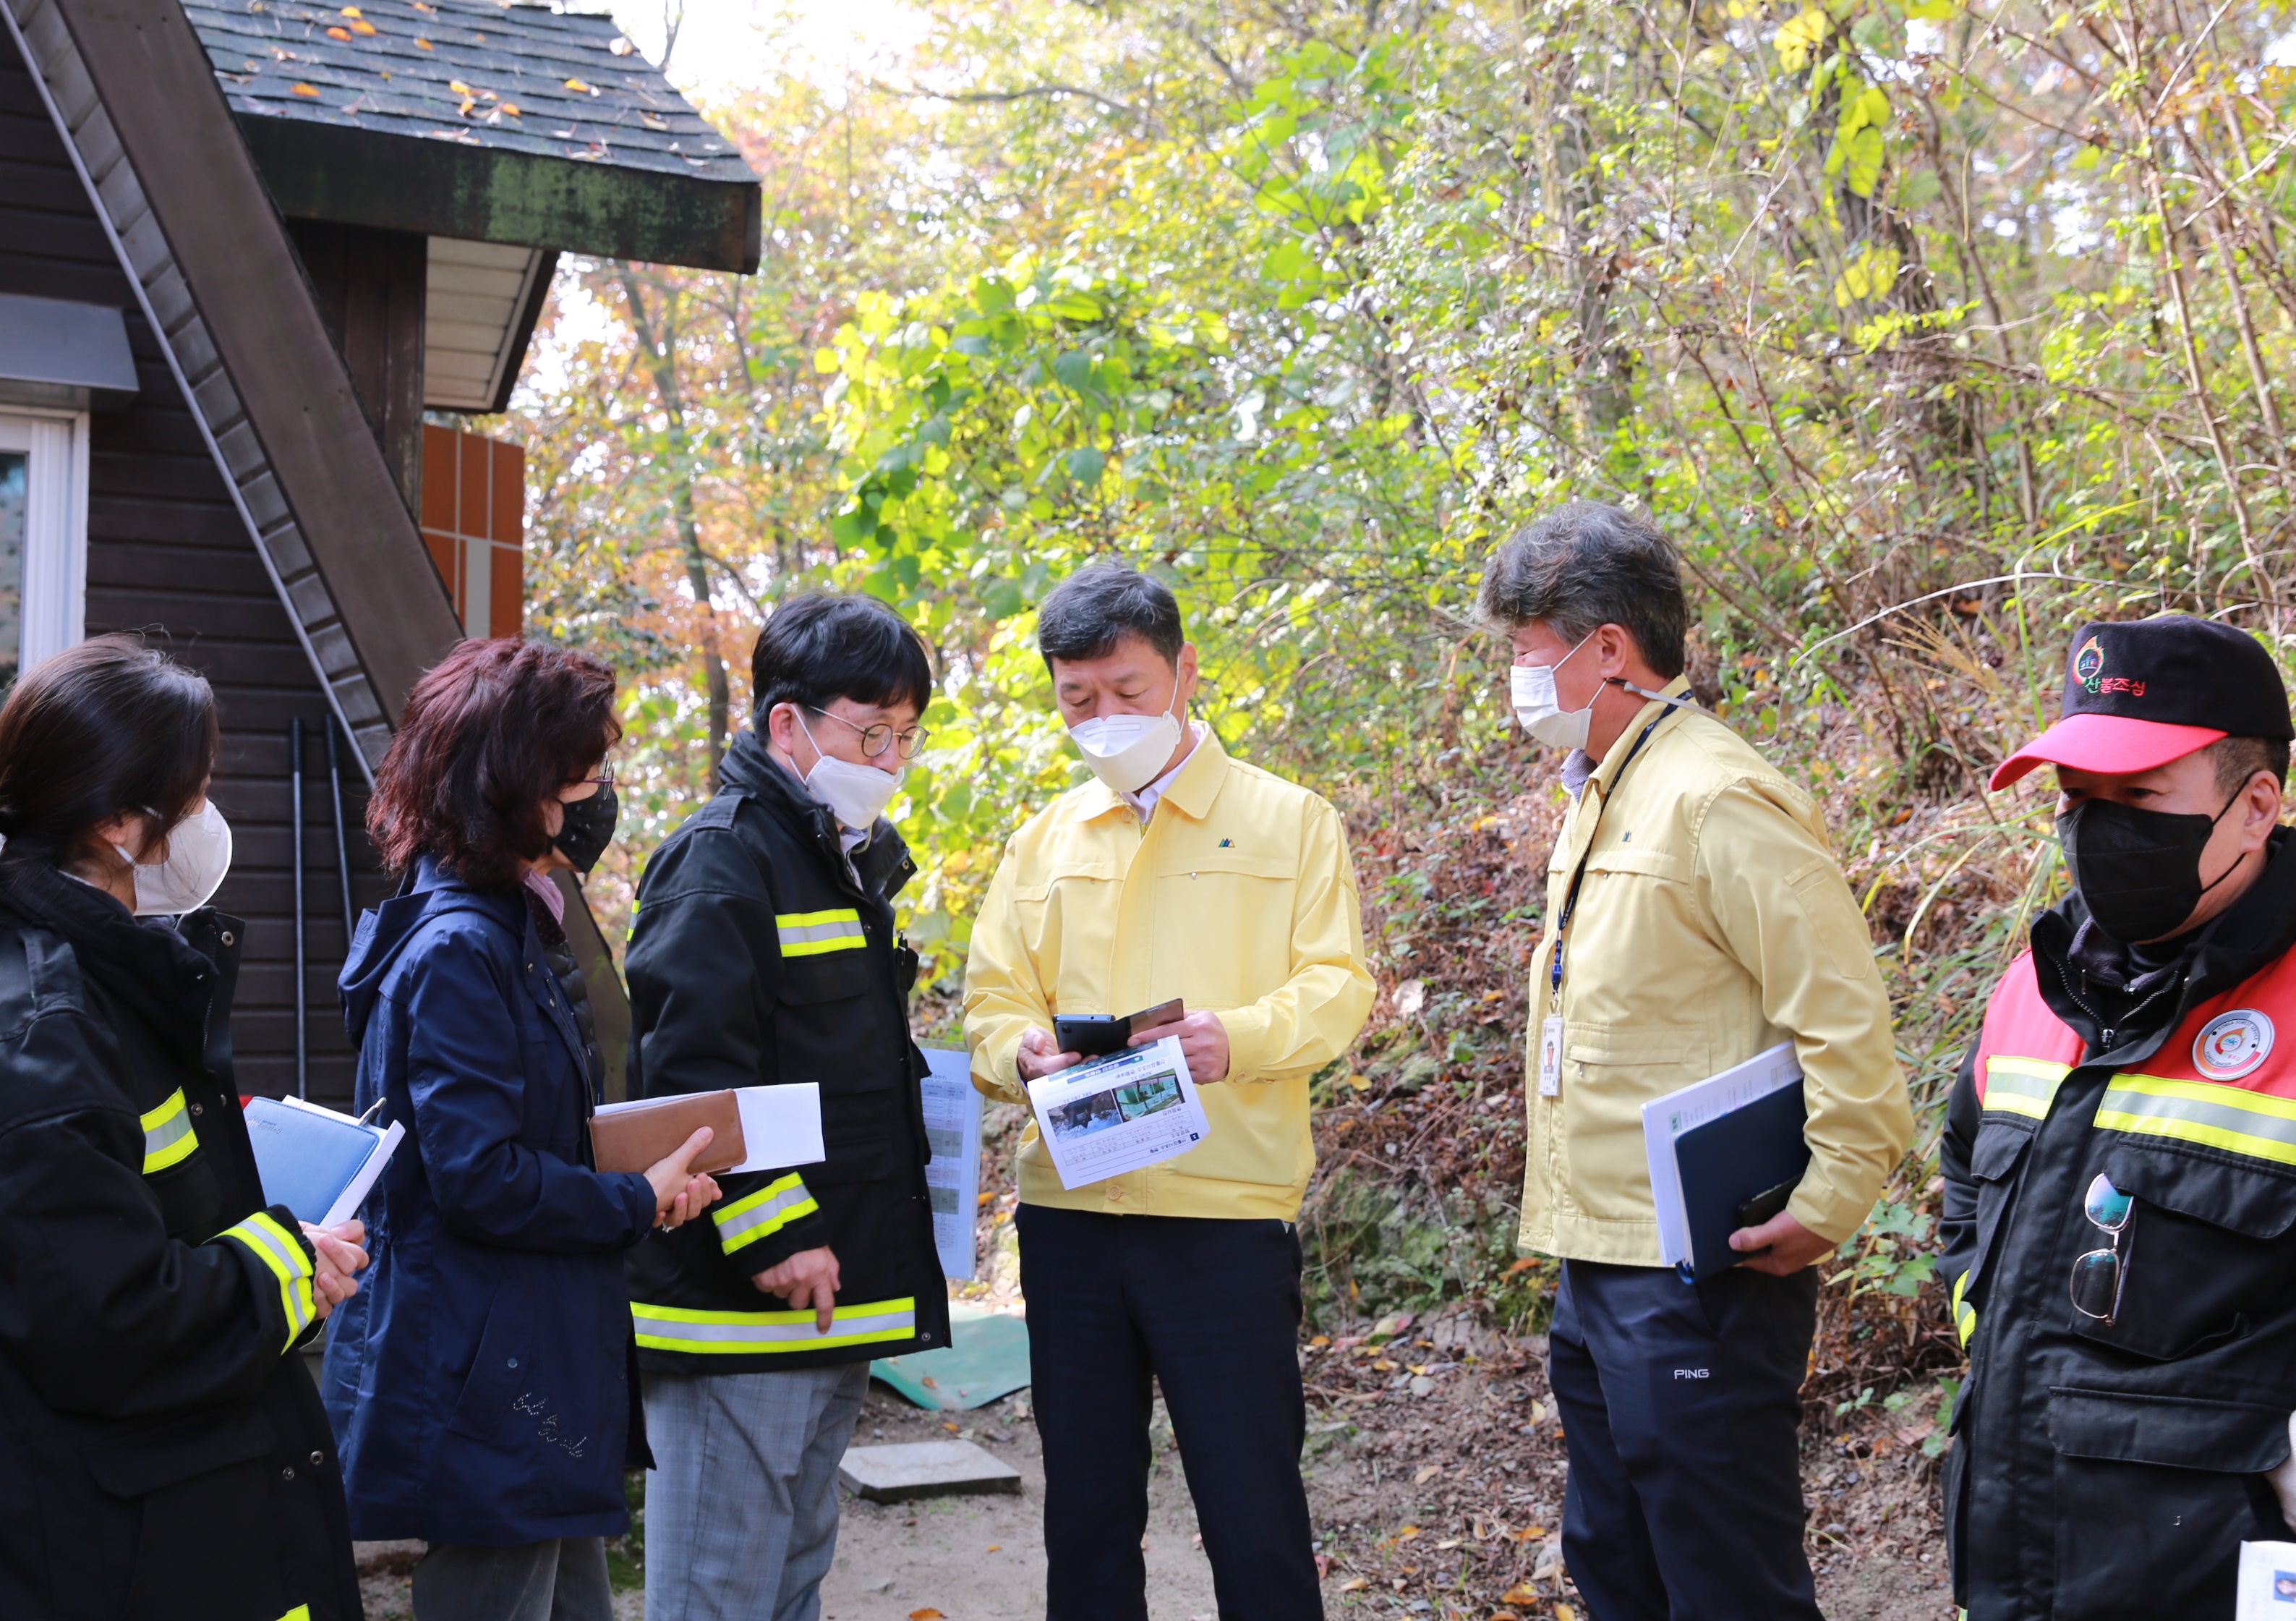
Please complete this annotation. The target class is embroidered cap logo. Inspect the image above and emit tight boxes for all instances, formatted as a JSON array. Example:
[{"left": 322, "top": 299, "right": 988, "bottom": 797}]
[{"left": 2074, "top": 634, "right": 2107, "bottom": 695}]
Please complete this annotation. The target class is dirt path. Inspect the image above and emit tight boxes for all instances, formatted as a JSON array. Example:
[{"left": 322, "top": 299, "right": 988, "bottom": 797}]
[{"left": 356, "top": 1321, "right": 1953, "bottom": 1621}]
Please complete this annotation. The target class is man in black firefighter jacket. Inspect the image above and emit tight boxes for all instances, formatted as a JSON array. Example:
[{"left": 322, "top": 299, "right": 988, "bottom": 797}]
[
  {"left": 1942, "top": 614, "right": 2296, "bottom": 1618},
  {"left": 625, "top": 592, "right": 949, "bottom": 1621}
]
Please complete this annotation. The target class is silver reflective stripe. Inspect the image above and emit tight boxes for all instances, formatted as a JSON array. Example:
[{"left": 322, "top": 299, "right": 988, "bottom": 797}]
[
  {"left": 2094, "top": 1075, "right": 2296, "bottom": 1167},
  {"left": 140, "top": 1089, "right": 197, "bottom": 1173},
  {"left": 631, "top": 1300, "right": 918, "bottom": 1353},
  {"left": 774, "top": 910, "right": 866, "bottom": 958},
  {"left": 714, "top": 1178, "right": 814, "bottom": 1254}
]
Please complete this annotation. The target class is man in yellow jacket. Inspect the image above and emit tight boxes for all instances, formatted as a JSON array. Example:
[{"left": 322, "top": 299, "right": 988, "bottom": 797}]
[
  {"left": 1490, "top": 503, "right": 1909, "bottom": 1620},
  {"left": 965, "top": 563, "right": 1374, "bottom": 1620}
]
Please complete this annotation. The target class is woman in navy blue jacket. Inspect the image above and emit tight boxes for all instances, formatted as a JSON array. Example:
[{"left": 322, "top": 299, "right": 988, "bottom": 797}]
[{"left": 322, "top": 640, "right": 718, "bottom": 1621}]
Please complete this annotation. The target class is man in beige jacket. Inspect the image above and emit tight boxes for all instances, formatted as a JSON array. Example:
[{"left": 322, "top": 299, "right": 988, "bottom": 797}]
[{"left": 1489, "top": 502, "right": 1909, "bottom": 1620}]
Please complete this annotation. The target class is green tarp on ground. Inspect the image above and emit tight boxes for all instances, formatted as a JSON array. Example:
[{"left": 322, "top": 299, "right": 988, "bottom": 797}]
[{"left": 871, "top": 1303, "right": 1030, "bottom": 1411}]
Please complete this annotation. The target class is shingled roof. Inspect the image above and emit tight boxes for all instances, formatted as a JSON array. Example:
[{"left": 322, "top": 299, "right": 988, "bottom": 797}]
[{"left": 187, "top": 0, "right": 761, "bottom": 270}]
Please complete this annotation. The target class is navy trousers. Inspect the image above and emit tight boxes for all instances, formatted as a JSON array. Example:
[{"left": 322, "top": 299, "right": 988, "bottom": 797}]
[
  {"left": 1547, "top": 1259, "right": 1822, "bottom": 1621},
  {"left": 1017, "top": 1204, "right": 1323, "bottom": 1621}
]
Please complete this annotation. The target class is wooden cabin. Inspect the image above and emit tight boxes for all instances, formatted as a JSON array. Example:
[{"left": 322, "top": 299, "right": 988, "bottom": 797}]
[{"left": 0, "top": 0, "right": 758, "bottom": 1104}]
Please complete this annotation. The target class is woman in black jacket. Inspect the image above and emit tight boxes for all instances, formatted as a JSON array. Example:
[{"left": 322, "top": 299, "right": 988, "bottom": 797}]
[{"left": 0, "top": 635, "right": 368, "bottom": 1621}]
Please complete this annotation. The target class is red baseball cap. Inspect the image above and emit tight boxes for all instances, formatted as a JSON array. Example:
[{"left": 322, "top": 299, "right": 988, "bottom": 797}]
[{"left": 1989, "top": 616, "right": 2289, "bottom": 791}]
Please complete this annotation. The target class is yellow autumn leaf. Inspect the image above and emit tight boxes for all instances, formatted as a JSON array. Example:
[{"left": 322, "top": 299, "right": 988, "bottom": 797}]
[
  {"left": 908, "top": 1612, "right": 944, "bottom": 1621},
  {"left": 1558, "top": 1608, "right": 1578, "bottom": 1621},
  {"left": 351, "top": 20, "right": 376, "bottom": 33},
  {"left": 1397, "top": 1523, "right": 1420, "bottom": 1539},
  {"left": 564, "top": 77, "right": 594, "bottom": 93},
  {"left": 414, "top": 37, "right": 432, "bottom": 48},
  {"left": 326, "top": 26, "right": 351, "bottom": 39},
  {"left": 1339, "top": 1578, "right": 1368, "bottom": 1592},
  {"left": 1773, "top": 7, "right": 1829, "bottom": 72},
  {"left": 1500, "top": 1587, "right": 1539, "bottom": 1605},
  {"left": 448, "top": 78, "right": 474, "bottom": 93},
  {"left": 291, "top": 81, "right": 320, "bottom": 95},
  {"left": 498, "top": 102, "right": 519, "bottom": 115},
  {"left": 1412, "top": 1463, "right": 1441, "bottom": 1483}
]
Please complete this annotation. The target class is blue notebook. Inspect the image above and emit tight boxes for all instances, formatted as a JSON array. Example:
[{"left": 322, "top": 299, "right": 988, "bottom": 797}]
[
  {"left": 1672, "top": 1084, "right": 1811, "bottom": 1280},
  {"left": 244, "top": 1097, "right": 404, "bottom": 1227}
]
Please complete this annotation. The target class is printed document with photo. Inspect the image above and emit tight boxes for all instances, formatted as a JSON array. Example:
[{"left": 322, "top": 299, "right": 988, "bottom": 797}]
[
  {"left": 1025, "top": 1034, "right": 1211, "bottom": 1191},
  {"left": 918, "top": 1044, "right": 983, "bottom": 1279}
]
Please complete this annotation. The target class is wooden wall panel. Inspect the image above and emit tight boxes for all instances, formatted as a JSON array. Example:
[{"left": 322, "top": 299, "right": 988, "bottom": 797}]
[{"left": 0, "top": 26, "right": 388, "bottom": 1107}]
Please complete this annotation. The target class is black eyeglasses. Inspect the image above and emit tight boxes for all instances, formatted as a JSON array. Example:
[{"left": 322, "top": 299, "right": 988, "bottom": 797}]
[
  {"left": 573, "top": 767, "right": 616, "bottom": 790},
  {"left": 2070, "top": 1172, "right": 2134, "bottom": 1326},
  {"left": 809, "top": 707, "right": 929, "bottom": 761}
]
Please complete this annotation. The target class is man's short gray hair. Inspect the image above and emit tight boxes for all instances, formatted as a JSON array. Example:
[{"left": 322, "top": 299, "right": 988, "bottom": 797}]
[{"left": 1476, "top": 501, "right": 1689, "bottom": 679}]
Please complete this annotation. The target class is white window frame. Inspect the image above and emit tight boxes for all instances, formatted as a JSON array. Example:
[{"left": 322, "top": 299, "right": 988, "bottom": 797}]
[{"left": 0, "top": 407, "right": 89, "bottom": 673}]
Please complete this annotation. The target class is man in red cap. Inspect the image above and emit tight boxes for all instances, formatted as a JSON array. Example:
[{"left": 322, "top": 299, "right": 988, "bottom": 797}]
[{"left": 1939, "top": 613, "right": 2296, "bottom": 1617}]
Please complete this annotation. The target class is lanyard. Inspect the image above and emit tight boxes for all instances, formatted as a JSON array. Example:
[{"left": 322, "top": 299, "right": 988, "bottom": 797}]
[{"left": 1547, "top": 713, "right": 1670, "bottom": 1010}]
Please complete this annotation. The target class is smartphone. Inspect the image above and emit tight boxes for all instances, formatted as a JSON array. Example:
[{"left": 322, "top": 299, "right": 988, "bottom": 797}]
[
  {"left": 1734, "top": 1177, "right": 1800, "bottom": 1233},
  {"left": 1051, "top": 998, "right": 1186, "bottom": 1059},
  {"left": 1052, "top": 1015, "right": 1128, "bottom": 1058}
]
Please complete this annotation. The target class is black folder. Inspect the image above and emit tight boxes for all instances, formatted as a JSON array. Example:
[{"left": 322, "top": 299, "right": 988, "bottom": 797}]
[{"left": 1671, "top": 1084, "right": 1811, "bottom": 1280}]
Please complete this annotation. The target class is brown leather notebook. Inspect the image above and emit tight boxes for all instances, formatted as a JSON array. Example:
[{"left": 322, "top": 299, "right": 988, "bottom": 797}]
[{"left": 589, "top": 1090, "right": 746, "bottom": 1175}]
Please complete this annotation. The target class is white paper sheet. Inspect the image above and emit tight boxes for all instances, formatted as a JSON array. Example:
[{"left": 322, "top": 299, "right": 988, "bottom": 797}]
[
  {"left": 919, "top": 1045, "right": 983, "bottom": 1279},
  {"left": 1025, "top": 1035, "right": 1211, "bottom": 1191},
  {"left": 730, "top": 1084, "right": 824, "bottom": 1172},
  {"left": 1639, "top": 1039, "right": 1803, "bottom": 1267},
  {"left": 2236, "top": 1539, "right": 2296, "bottom": 1619}
]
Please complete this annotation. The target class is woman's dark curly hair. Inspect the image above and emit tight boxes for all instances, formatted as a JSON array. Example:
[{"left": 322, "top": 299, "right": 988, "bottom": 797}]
[
  {"left": 369, "top": 639, "right": 620, "bottom": 891},
  {"left": 0, "top": 634, "right": 218, "bottom": 867}
]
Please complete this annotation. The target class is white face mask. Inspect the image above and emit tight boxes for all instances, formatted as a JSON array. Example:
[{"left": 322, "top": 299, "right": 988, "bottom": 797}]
[
  {"left": 1509, "top": 630, "right": 1600, "bottom": 751},
  {"left": 796, "top": 714, "right": 902, "bottom": 832},
  {"left": 1070, "top": 691, "right": 1185, "bottom": 796},
  {"left": 116, "top": 799, "right": 234, "bottom": 916}
]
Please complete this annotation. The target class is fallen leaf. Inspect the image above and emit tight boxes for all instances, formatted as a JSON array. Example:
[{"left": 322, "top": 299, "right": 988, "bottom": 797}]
[
  {"left": 351, "top": 20, "right": 376, "bottom": 33},
  {"left": 1500, "top": 1587, "right": 1539, "bottom": 1605},
  {"left": 413, "top": 36, "right": 432, "bottom": 48},
  {"left": 410, "top": 0, "right": 436, "bottom": 9},
  {"left": 976, "top": 1191, "right": 994, "bottom": 1206},
  {"left": 908, "top": 1612, "right": 943, "bottom": 1620},
  {"left": 985, "top": 1544, "right": 1001, "bottom": 1552},
  {"left": 1408, "top": 1364, "right": 1428, "bottom": 1376},
  {"left": 1396, "top": 1524, "right": 1420, "bottom": 1540},
  {"left": 291, "top": 81, "right": 320, "bottom": 95},
  {"left": 498, "top": 102, "right": 519, "bottom": 115},
  {"left": 608, "top": 34, "right": 635, "bottom": 54},
  {"left": 338, "top": 5, "right": 361, "bottom": 14},
  {"left": 1370, "top": 1358, "right": 1395, "bottom": 1373},
  {"left": 942, "top": 1420, "right": 958, "bottom": 1431},
  {"left": 1412, "top": 1464, "right": 1441, "bottom": 1484},
  {"left": 1505, "top": 1257, "right": 1538, "bottom": 1275},
  {"left": 326, "top": 25, "right": 351, "bottom": 38},
  {"left": 1490, "top": 1612, "right": 1520, "bottom": 1621},
  {"left": 449, "top": 78, "right": 474, "bottom": 93},
  {"left": 563, "top": 76, "right": 595, "bottom": 92},
  {"left": 1338, "top": 1578, "right": 1368, "bottom": 1593},
  {"left": 1558, "top": 1608, "right": 1578, "bottom": 1621},
  {"left": 1346, "top": 1072, "right": 1370, "bottom": 1092},
  {"left": 919, "top": 1374, "right": 938, "bottom": 1388},
  {"left": 1435, "top": 1538, "right": 1462, "bottom": 1550}
]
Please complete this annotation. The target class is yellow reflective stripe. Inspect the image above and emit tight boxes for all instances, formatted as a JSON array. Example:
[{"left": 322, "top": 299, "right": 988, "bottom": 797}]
[
  {"left": 1951, "top": 1270, "right": 1976, "bottom": 1348},
  {"left": 1983, "top": 1056, "right": 2068, "bottom": 1120},
  {"left": 220, "top": 1212, "right": 317, "bottom": 1350},
  {"left": 2094, "top": 1073, "right": 2296, "bottom": 1167},
  {"left": 712, "top": 1174, "right": 818, "bottom": 1256},
  {"left": 139, "top": 1088, "right": 199, "bottom": 1173},
  {"left": 776, "top": 909, "right": 866, "bottom": 958},
  {"left": 280, "top": 1608, "right": 312, "bottom": 1621},
  {"left": 633, "top": 1296, "right": 917, "bottom": 1354}
]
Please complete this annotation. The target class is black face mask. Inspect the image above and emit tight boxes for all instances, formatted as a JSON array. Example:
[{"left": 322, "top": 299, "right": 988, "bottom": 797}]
[
  {"left": 553, "top": 786, "right": 618, "bottom": 875},
  {"left": 2057, "top": 790, "right": 2242, "bottom": 944}
]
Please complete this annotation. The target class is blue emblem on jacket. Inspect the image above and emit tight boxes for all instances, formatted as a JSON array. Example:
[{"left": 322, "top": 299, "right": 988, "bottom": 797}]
[{"left": 320, "top": 857, "right": 657, "bottom": 1544}]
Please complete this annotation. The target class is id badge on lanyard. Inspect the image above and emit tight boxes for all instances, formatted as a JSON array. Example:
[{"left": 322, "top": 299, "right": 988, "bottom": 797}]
[{"left": 1538, "top": 1013, "right": 1564, "bottom": 1097}]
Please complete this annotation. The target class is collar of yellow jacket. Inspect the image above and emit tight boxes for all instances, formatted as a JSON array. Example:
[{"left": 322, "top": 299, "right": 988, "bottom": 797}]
[
  {"left": 1073, "top": 725, "right": 1231, "bottom": 822},
  {"left": 1584, "top": 674, "right": 1697, "bottom": 801}
]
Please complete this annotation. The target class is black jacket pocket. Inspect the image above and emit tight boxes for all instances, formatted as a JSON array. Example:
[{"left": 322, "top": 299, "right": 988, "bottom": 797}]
[
  {"left": 82, "top": 1405, "right": 275, "bottom": 1499},
  {"left": 2046, "top": 1386, "right": 2289, "bottom": 1619},
  {"left": 2077, "top": 1144, "right": 2296, "bottom": 1360}
]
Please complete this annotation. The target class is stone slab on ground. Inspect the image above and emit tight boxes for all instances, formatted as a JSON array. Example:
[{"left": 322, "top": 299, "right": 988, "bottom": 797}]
[{"left": 839, "top": 1439, "right": 1023, "bottom": 1502}]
